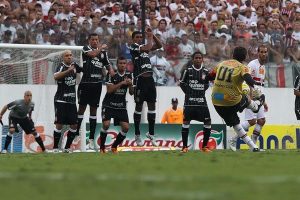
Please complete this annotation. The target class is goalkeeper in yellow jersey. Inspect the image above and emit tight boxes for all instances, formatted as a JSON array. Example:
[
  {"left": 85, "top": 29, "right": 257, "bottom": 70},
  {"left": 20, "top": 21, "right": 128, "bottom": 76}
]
[
  {"left": 228, "top": 45, "right": 268, "bottom": 151},
  {"left": 210, "top": 46, "right": 265, "bottom": 152}
]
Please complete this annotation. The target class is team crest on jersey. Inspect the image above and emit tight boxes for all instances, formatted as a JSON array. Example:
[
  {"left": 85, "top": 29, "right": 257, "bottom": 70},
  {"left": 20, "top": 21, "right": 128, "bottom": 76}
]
[{"left": 202, "top": 73, "right": 206, "bottom": 80}]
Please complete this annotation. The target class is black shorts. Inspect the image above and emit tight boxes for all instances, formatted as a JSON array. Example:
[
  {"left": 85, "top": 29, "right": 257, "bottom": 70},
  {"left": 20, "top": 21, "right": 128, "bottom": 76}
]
[
  {"left": 214, "top": 95, "right": 250, "bottom": 127},
  {"left": 134, "top": 76, "right": 156, "bottom": 103},
  {"left": 183, "top": 106, "right": 211, "bottom": 122},
  {"left": 54, "top": 102, "right": 77, "bottom": 125},
  {"left": 101, "top": 107, "right": 129, "bottom": 126},
  {"left": 9, "top": 116, "right": 35, "bottom": 134},
  {"left": 78, "top": 82, "right": 102, "bottom": 107}
]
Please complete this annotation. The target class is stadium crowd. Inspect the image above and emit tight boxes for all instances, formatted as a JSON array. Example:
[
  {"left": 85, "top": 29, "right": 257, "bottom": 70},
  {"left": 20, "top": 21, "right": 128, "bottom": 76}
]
[{"left": 0, "top": 0, "right": 300, "bottom": 86}]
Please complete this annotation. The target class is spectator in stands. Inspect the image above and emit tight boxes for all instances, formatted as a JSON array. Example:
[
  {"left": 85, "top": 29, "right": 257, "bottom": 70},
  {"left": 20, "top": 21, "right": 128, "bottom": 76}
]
[
  {"left": 179, "top": 34, "right": 193, "bottom": 59},
  {"left": 286, "top": 40, "right": 300, "bottom": 62},
  {"left": 1, "top": 30, "right": 12, "bottom": 43},
  {"left": 191, "top": 32, "right": 206, "bottom": 55},
  {"left": 150, "top": 48, "right": 176, "bottom": 86},
  {"left": 40, "top": 31, "right": 51, "bottom": 45},
  {"left": 168, "top": 19, "right": 186, "bottom": 38},
  {"left": 161, "top": 97, "right": 183, "bottom": 124},
  {"left": 0, "top": 17, "right": 16, "bottom": 42},
  {"left": 292, "top": 21, "right": 300, "bottom": 42}
]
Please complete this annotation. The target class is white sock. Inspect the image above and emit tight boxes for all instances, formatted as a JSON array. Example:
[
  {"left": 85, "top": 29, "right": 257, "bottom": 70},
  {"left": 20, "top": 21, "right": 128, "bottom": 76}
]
[
  {"left": 241, "top": 121, "right": 251, "bottom": 132},
  {"left": 233, "top": 124, "right": 258, "bottom": 149},
  {"left": 253, "top": 124, "right": 262, "bottom": 139}
]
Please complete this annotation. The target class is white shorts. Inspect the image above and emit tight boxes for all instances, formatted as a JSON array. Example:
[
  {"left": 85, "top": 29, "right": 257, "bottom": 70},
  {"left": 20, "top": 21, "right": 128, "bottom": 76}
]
[{"left": 244, "top": 106, "right": 265, "bottom": 121}]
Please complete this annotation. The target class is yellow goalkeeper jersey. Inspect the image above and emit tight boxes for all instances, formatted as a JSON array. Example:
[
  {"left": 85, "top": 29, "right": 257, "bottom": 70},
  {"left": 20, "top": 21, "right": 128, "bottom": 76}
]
[{"left": 212, "top": 59, "right": 250, "bottom": 106}]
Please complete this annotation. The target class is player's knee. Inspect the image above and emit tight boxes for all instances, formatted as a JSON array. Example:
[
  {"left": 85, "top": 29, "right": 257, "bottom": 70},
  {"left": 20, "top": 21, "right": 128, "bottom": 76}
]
[
  {"left": 135, "top": 104, "right": 143, "bottom": 112},
  {"left": 248, "top": 119, "right": 257, "bottom": 126},
  {"left": 257, "top": 118, "right": 266, "bottom": 126},
  {"left": 147, "top": 102, "right": 156, "bottom": 110},
  {"left": 122, "top": 125, "right": 129, "bottom": 133},
  {"left": 102, "top": 123, "right": 110, "bottom": 131}
]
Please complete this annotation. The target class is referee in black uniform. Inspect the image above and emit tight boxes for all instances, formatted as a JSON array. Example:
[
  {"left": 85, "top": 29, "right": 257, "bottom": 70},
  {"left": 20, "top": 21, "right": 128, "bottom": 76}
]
[
  {"left": 100, "top": 57, "right": 134, "bottom": 153},
  {"left": 76, "top": 33, "right": 114, "bottom": 150},
  {"left": 294, "top": 75, "right": 300, "bottom": 120},
  {"left": 179, "top": 52, "right": 214, "bottom": 153},
  {"left": 53, "top": 50, "right": 82, "bottom": 153},
  {"left": 129, "top": 28, "right": 162, "bottom": 147}
]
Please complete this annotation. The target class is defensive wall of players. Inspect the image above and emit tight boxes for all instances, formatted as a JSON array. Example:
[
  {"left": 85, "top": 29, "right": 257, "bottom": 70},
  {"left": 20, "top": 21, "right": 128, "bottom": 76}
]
[{"left": 0, "top": 85, "right": 299, "bottom": 152}]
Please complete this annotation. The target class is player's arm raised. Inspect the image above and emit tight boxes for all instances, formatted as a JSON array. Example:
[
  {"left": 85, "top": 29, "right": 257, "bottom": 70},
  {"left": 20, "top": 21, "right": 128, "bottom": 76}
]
[
  {"left": 151, "top": 33, "right": 163, "bottom": 51},
  {"left": 139, "top": 28, "right": 154, "bottom": 52}
]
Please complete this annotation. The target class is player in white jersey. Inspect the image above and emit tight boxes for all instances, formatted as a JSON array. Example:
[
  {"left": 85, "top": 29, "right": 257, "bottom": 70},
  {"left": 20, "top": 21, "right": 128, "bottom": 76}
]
[{"left": 229, "top": 45, "right": 269, "bottom": 151}]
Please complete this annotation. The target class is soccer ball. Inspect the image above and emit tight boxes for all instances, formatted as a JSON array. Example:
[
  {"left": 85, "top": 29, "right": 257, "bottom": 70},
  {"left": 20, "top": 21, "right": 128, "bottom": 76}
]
[
  {"left": 242, "top": 82, "right": 250, "bottom": 95},
  {"left": 252, "top": 87, "right": 262, "bottom": 100}
]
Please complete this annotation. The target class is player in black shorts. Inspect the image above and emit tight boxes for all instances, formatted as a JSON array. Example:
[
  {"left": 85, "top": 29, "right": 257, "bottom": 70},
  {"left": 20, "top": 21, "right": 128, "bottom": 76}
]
[
  {"left": 53, "top": 50, "right": 82, "bottom": 153},
  {"left": 99, "top": 57, "right": 134, "bottom": 153},
  {"left": 294, "top": 75, "right": 300, "bottom": 120},
  {"left": 0, "top": 91, "right": 46, "bottom": 153},
  {"left": 179, "top": 52, "right": 214, "bottom": 153},
  {"left": 129, "top": 29, "right": 162, "bottom": 147},
  {"left": 76, "top": 33, "right": 114, "bottom": 150}
]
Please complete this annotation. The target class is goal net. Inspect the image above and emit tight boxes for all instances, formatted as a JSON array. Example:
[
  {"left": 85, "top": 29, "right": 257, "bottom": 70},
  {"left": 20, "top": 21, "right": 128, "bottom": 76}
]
[
  {"left": 0, "top": 44, "right": 85, "bottom": 153},
  {"left": 0, "top": 44, "right": 83, "bottom": 84}
]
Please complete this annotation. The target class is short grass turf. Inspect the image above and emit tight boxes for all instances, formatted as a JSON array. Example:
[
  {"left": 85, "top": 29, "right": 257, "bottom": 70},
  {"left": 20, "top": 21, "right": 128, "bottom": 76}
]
[{"left": 0, "top": 150, "right": 299, "bottom": 200}]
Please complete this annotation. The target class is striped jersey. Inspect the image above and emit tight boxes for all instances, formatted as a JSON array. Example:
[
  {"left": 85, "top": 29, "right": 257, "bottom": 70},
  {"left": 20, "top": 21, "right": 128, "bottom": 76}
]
[
  {"left": 212, "top": 59, "right": 250, "bottom": 106},
  {"left": 54, "top": 62, "right": 81, "bottom": 104},
  {"left": 129, "top": 43, "right": 153, "bottom": 79},
  {"left": 102, "top": 71, "right": 133, "bottom": 109},
  {"left": 248, "top": 59, "right": 265, "bottom": 90},
  {"left": 7, "top": 99, "right": 34, "bottom": 119},
  {"left": 294, "top": 75, "right": 300, "bottom": 110},
  {"left": 179, "top": 64, "right": 210, "bottom": 107},
  {"left": 81, "top": 45, "right": 110, "bottom": 84}
]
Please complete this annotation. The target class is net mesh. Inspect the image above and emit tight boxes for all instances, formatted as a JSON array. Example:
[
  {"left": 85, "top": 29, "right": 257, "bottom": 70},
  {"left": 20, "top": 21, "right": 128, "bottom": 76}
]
[{"left": 0, "top": 46, "right": 82, "bottom": 84}]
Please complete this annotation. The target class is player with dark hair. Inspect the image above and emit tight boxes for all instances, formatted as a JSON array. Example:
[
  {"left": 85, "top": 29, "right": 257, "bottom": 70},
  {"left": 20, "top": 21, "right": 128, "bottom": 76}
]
[
  {"left": 99, "top": 57, "right": 134, "bottom": 153},
  {"left": 76, "top": 33, "right": 114, "bottom": 150},
  {"left": 0, "top": 91, "right": 46, "bottom": 153},
  {"left": 129, "top": 29, "right": 163, "bottom": 146},
  {"left": 179, "top": 52, "right": 214, "bottom": 153},
  {"left": 211, "top": 46, "right": 265, "bottom": 152},
  {"left": 228, "top": 45, "right": 269, "bottom": 151},
  {"left": 294, "top": 75, "right": 300, "bottom": 120},
  {"left": 53, "top": 50, "right": 82, "bottom": 153}
]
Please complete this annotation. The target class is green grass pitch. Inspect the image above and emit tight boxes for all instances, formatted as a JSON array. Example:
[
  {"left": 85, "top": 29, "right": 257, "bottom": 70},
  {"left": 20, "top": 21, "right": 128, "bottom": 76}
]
[{"left": 0, "top": 150, "right": 299, "bottom": 200}]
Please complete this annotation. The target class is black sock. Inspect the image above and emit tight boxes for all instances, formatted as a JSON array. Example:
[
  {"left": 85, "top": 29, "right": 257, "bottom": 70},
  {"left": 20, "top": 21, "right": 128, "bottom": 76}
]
[
  {"left": 53, "top": 131, "right": 61, "bottom": 149},
  {"left": 202, "top": 127, "right": 211, "bottom": 148},
  {"left": 65, "top": 131, "right": 76, "bottom": 149},
  {"left": 112, "top": 132, "right": 126, "bottom": 148},
  {"left": 100, "top": 130, "right": 107, "bottom": 149},
  {"left": 147, "top": 112, "right": 156, "bottom": 135},
  {"left": 35, "top": 136, "right": 45, "bottom": 151},
  {"left": 134, "top": 112, "right": 141, "bottom": 135},
  {"left": 181, "top": 127, "right": 189, "bottom": 147},
  {"left": 4, "top": 135, "right": 12, "bottom": 150},
  {"left": 89, "top": 117, "right": 97, "bottom": 139},
  {"left": 76, "top": 116, "right": 84, "bottom": 136}
]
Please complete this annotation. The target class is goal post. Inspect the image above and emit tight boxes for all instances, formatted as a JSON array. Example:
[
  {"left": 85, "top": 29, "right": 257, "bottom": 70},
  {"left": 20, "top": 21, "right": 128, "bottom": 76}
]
[{"left": 0, "top": 44, "right": 87, "bottom": 152}]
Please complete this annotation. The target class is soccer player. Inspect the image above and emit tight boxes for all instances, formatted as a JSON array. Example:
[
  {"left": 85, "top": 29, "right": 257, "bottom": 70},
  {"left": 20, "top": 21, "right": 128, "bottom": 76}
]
[
  {"left": 294, "top": 75, "right": 300, "bottom": 120},
  {"left": 211, "top": 46, "right": 265, "bottom": 152},
  {"left": 53, "top": 50, "right": 82, "bottom": 153},
  {"left": 228, "top": 45, "right": 269, "bottom": 151},
  {"left": 161, "top": 98, "right": 183, "bottom": 124},
  {"left": 99, "top": 57, "right": 134, "bottom": 153},
  {"left": 179, "top": 52, "right": 213, "bottom": 153},
  {"left": 76, "top": 33, "right": 114, "bottom": 150},
  {"left": 0, "top": 91, "right": 46, "bottom": 153},
  {"left": 129, "top": 29, "right": 163, "bottom": 147}
]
